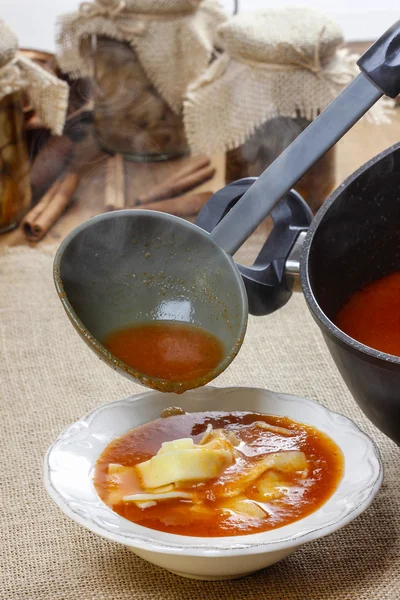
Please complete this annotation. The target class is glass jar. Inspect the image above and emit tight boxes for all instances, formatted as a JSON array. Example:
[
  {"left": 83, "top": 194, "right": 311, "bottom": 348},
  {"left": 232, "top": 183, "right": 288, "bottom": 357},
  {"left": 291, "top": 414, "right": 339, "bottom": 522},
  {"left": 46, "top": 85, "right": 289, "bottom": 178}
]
[
  {"left": 92, "top": 37, "right": 189, "bottom": 162},
  {"left": 0, "top": 91, "right": 31, "bottom": 233},
  {"left": 225, "top": 115, "right": 336, "bottom": 214}
]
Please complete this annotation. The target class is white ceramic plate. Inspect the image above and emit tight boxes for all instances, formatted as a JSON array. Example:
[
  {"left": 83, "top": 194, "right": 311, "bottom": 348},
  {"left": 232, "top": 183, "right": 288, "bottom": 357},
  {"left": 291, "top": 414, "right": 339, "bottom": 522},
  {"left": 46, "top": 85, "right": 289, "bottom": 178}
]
[{"left": 44, "top": 386, "right": 383, "bottom": 580}]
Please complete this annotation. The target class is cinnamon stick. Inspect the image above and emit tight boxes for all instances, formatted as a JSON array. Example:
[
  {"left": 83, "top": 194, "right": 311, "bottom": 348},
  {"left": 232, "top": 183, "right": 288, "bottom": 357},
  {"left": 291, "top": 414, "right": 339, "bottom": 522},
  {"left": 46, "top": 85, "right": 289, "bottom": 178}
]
[
  {"left": 166, "top": 155, "right": 210, "bottom": 184},
  {"left": 142, "top": 191, "right": 212, "bottom": 217},
  {"left": 22, "top": 179, "right": 61, "bottom": 233},
  {"left": 30, "top": 135, "right": 74, "bottom": 202},
  {"left": 104, "top": 154, "right": 125, "bottom": 211},
  {"left": 136, "top": 164, "right": 215, "bottom": 205},
  {"left": 23, "top": 172, "right": 79, "bottom": 242}
]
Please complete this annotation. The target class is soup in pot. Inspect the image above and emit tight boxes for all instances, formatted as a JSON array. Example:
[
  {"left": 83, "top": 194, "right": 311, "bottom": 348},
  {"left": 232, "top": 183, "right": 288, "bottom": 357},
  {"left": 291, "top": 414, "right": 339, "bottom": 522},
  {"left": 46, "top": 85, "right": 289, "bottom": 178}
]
[{"left": 336, "top": 271, "right": 400, "bottom": 356}]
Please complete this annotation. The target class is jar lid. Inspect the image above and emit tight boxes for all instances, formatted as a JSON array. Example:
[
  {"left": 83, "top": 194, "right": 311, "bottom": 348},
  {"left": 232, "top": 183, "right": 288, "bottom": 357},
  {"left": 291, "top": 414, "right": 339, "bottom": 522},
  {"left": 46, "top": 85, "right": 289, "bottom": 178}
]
[
  {"left": 0, "top": 19, "right": 69, "bottom": 135},
  {"left": 218, "top": 7, "right": 343, "bottom": 66},
  {"left": 0, "top": 20, "right": 18, "bottom": 68}
]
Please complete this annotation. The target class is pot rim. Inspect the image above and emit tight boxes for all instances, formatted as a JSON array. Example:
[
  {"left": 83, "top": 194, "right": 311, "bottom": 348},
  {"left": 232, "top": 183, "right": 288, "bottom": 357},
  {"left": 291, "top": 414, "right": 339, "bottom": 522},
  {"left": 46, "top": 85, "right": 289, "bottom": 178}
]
[{"left": 301, "top": 141, "right": 400, "bottom": 369}]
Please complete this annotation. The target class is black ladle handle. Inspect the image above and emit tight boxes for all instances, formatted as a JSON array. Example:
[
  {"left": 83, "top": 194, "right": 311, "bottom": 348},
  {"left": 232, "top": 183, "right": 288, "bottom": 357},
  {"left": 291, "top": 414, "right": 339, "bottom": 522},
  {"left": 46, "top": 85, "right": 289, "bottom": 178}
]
[
  {"left": 210, "top": 20, "right": 400, "bottom": 257},
  {"left": 358, "top": 20, "right": 400, "bottom": 98},
  {"left": 196, "top": 180, "right": 312, "bottom": 315}
]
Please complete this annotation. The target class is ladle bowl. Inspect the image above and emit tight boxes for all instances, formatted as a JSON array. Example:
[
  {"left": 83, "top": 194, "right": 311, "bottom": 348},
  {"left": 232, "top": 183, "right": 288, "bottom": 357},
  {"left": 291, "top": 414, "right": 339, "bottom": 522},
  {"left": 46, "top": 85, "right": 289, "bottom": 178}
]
[{"left": 54, "top": 210, "right": 248, "bottom": 393}]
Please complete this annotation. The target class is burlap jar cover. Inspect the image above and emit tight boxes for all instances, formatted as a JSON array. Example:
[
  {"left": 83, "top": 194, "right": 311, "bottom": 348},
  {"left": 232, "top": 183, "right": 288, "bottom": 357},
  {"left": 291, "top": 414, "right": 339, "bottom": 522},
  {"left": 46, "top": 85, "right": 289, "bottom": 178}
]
[
  {"left": 0, "top": 21, "right": 68, "bottom": 136},
  {"left": 56, "top": 0, "right": 227, "bottom": 114},
  {"left": 184, "top": 8, "right": 392, "bottom": 156}
]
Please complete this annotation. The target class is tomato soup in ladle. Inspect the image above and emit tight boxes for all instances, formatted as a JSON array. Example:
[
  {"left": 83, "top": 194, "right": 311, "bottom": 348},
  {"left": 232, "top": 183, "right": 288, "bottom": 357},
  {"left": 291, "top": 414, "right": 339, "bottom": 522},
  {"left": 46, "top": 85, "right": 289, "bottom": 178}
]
[
  {"left": 104, "top": 321, "right": 224, "bottom": 383},
  {"left": 336, "top": 271, "right": 400, "bottom": 356}
]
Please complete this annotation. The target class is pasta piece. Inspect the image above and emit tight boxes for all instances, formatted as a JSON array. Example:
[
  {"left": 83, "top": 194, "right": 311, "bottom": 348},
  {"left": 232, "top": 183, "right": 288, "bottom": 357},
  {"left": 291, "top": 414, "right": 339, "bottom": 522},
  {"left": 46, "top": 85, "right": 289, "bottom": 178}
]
[
  {"left": 198, "top": 424, "right": 213, "bottom": 445},
  {"left": 189, "top": 503, "right": 214, "bottom": 516},
  {"left": 263, "top": 451, "right": 308, "bottom": 475},
  {"left": 108, "top": 463, "right": 124, "bottom": 474},
  {"left": 204, "top": 434, "right": 237, "bottom": 454},
  {"left": 136, "top": 501, "right": 157, "bottom": 509},
  {"left": 254, "top": 421, "right": 295, "bottom": 437},
  {"left": 224, "top": 430, "right": 241, "bottom": 447},
  {"left": 199, "top": 427, "right": 241, "bottom": 448},
  {"left": 135, "top": 448, "right": 234, "bottom": 489},
  {"left": 158, "top": 438, "right": 194, "bottom": 453},
  {"left": 148, "top": 484, "right": 174, "bottom": 494},
  {"left": 251, "top": 471, "right": 285, "bottom": 502},
  {"left": 220, "top": 496, "right": 267, "bottom": 519},
  {"left": 219, "top": 460, "right": 273, "bottom": 498},
  {"left": 219, "top": 451, "right": 308, "bottom": 499},
  {"left": 123, "top": 491, "right": 193, "bottom": 502},
  {"left": 106, "top": 465, "right": 141, "bottom": 505}
]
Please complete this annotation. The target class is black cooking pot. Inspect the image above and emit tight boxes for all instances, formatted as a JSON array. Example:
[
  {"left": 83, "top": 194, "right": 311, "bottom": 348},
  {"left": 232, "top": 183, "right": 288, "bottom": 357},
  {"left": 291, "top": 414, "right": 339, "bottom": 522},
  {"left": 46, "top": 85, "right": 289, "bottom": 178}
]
[{"left": 196, "top": 142, "right": 400, "bottom": 444}]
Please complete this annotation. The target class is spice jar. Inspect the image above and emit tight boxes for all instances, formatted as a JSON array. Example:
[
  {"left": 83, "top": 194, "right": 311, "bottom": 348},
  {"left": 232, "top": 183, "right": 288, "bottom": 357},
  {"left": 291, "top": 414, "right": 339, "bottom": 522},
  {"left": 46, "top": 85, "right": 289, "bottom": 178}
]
[
  {"left": 225, "top": 116, "right": 336, "bottom": 214},
  {"left": 57, "top": 0, "right": 227, "bottom": 161},
  {"left": 0, "top": 91, "right": 31, "bottom": 232},
  {"left": 184, "top": 8, "right": 388, "bottom": 214},
  {"left": 0, "top": 21, "right": 68, "bottom": 232},
  {"left": 92, "top": 37, "right": 188, "bottom": 160}
]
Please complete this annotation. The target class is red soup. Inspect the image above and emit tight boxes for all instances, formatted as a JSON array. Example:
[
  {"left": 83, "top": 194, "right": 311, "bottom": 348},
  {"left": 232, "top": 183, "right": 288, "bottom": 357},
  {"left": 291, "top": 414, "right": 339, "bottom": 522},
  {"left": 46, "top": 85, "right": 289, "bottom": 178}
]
[
  {"left": 103, "top": 321, "right": 224, "bottom": 382},
  {"left": 94, "top": 411, "right": 343, "bottom": 537},
  {"left": 336, "top": 271, "right": 400, "bottom": 355}
]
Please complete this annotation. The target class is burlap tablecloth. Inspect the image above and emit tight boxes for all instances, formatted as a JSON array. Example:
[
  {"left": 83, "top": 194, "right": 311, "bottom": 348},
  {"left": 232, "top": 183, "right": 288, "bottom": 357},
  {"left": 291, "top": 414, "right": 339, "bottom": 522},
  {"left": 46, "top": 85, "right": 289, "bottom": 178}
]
[{"left": 1, "top": 247, "right": 399, "bottom": 600}]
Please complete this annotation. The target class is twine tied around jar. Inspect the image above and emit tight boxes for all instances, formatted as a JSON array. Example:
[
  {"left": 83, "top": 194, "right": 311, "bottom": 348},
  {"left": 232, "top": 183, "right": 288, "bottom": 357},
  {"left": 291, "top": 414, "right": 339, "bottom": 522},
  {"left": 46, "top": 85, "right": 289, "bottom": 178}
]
[
  {"left": 78, "top": 1, "right": 147, "bottom": 39},
  {"left": 79, "top": 0, "right": 126, "bottom": 19},
  {"left": 0, "top": 58, "right": 27, "bottom": 97},
  {"left": 78, "top": 0, "right": 149, "bottom": 38}
]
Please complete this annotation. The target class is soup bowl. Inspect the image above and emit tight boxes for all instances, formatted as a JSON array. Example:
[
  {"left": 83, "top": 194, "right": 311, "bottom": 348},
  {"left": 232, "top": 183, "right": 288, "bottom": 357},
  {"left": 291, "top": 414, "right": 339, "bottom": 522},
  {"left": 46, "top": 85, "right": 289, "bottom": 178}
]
[{"left": 44, "top": 386, "right": 382, "bottom": 581}]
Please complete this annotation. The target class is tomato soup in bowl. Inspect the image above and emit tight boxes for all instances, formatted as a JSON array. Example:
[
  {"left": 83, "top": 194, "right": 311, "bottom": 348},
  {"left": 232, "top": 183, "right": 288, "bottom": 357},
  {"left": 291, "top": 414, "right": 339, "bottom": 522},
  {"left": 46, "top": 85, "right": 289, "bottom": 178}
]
[
  {"left": 94, "top": 411, "right": 343, "bottom": 538},
  {"left": 44, "top": 387, "right": 382, "bottom": 580}
]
